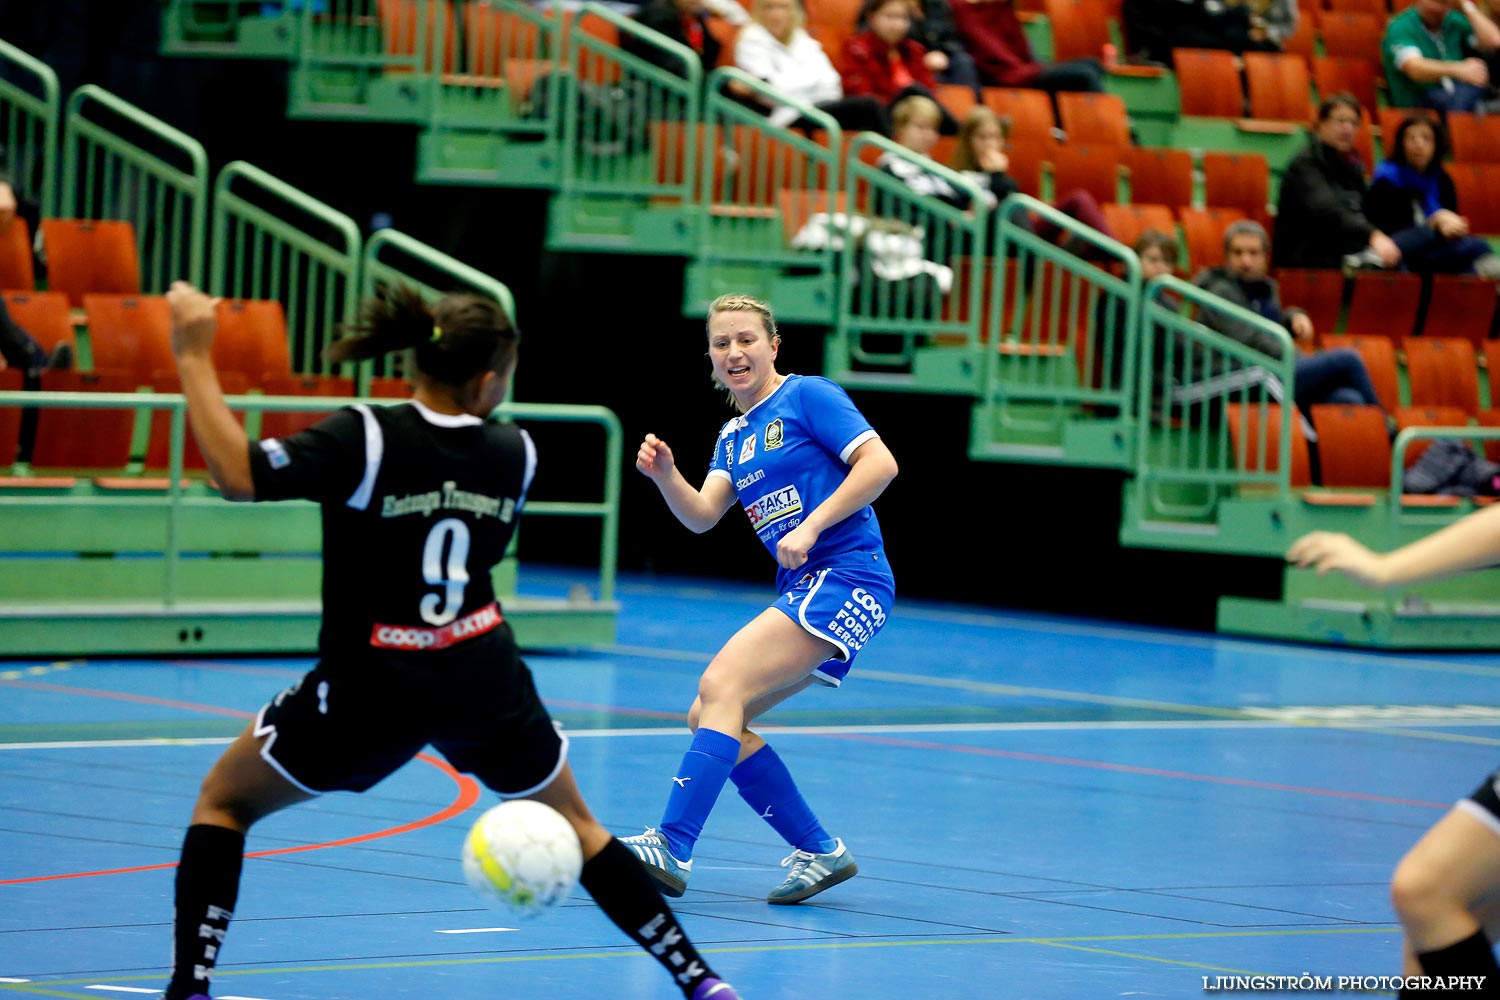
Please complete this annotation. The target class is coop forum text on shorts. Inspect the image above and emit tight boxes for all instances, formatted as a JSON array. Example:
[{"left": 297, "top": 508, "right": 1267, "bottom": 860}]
[{"left": 1201, "top": 974, "right": 1488, "bottom": 992}]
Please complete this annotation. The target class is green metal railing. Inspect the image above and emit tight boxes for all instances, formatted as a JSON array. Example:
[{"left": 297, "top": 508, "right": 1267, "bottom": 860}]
[
  {"left": 61, "top": 85, "right": 209, "bottom": 290},
  {"left": 161, "top": 0, "right": 301, "bottom": 58},
  {"left": 430, "top": 0, "right": 559, "bottom": 128},
  {"left": 559, "top": 4, "right": 700, "bottom": 204},
  {"left": 0, "top": 389, "right": 621, "bottom": 609},
  {"left": 210, "top": 160, "right": 362, "bottom": 374},
  {"left": 358, "top": 227, "right": 518, "bottom": 385},
  {"left": 829, "top": 133, "right": 988, "bottom": 385},
  {"left": 1128, "top": 274, "right": 1299, "bottom": 524},
  {"left": 0, "top": 37, "right": 59, "bottom": 220},
  {"left": 698, "top": 68, "right": 841, "bottom": 271},
  {"left": 983, "top": 195, "right": 1140, "bottom": 408},
  {"left": 289, "top": 0, "right": 444, "bottom": 120}
]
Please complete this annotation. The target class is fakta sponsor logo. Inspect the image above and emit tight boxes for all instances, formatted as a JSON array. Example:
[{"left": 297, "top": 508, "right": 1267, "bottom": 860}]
[{"left": 745, "top": 485, "right": 801, "bottom": 530}]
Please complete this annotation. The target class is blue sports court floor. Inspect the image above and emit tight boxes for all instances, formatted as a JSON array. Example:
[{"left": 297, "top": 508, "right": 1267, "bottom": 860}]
[{"left": 3, "top": 570, "right": 1499, "bottom": 1000}]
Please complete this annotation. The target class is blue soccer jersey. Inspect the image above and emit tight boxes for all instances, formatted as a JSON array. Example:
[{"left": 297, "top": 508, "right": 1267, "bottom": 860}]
[{"left": 707, "top": 375, "right": 886, "bottom": 568}]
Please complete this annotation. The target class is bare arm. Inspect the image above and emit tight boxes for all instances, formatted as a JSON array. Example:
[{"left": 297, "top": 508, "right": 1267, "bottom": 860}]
[
  {"left": 1464, "top": 0, "right": 1500, "bottom": 51},
  {"left": 1287, "top": 503, "right": 1500, "bottom": 588},
  {"left": 636, "top": 432, "right": 737, "bottom": 533},
  {"left": 775, "top": 437, "right": 898, "bottom": 570},
  {"left": 167, "top": 281, "right": 255, "bottom": 501}
]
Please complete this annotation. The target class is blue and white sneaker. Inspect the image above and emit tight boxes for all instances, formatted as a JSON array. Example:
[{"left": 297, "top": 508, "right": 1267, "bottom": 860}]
[
  {"left": 766, "top": 838, "right": 858, "bottom": 905},
  {"left": 620, "top": 827, "right": 692, "bottom": 897}
]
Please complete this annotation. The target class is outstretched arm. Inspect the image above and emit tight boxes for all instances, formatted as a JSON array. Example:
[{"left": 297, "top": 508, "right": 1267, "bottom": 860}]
[
  {"left": 776, "top": 437, "right": 898, "bottom": 570},
  {"left": 167, "top": 281, "right": 255, "bottom": 501},
  {"left": 1287, "top": 504, "right": 1500, "bottom": 588},
  {"left": 637, "top": 432, "right": 737, "bottom": 533}
]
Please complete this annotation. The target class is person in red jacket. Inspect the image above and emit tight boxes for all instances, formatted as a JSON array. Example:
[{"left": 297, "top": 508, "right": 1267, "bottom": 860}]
[
  {"left": 949, "top": 0, "right": 1103, "bottom": 101},
  {"left": 841, "top": 0, "right": 957, "bottom": 128}
]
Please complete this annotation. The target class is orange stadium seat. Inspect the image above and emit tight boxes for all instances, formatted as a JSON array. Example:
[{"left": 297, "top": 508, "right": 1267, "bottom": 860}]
[
  {"left": 1045, "top": 0, "right": 1112, "bottom": 61},
  {"left": 1321, "top": 333, "right": 1401, "bottom": 411},
  {"left": 0, "top": 367, "right": 21, "bottom": 466},
  {"left": 1173, "top": 49, "right": 1245, "bottom": 118},
  {"left": 3, "top": 291, "right": 75, "bottom": 355},
  {"left": 1057, "top": 92, "right": 1132, "bottom": 148},
  {"left": 1318, "top": 12, "right": 1384, "bottom": 63},
  {"left": 1448, "top": 112, "right": 1500, "bottom": 163},
  {"left": 1423, "top": 275, "right": 1498, "bottom": 347},
  {"left": 0, "top": 218, "right": 33, "bottom": 291},
  {"left": 28, "top": 370, "right": 138, "bottom": 470},
  {"left": 1393, "top": 405, "right": 1472, "bottom": 466},
  {"left": 1311, "top": 403, "right": 1391, "bottom": 487},
  {"left": 145, "top": 371, "right": 251, "bottom": 471},
  {"left": 1244, "top": 52, "right": 1313, "bottom": 122},
  {"left": 1344, "top": 272, "right": 1422, "bottom": 342},
  {"left": 1225, "top": 402, "right": 1312, "bottom": 487},
  {"left": 1179, "top": 206, "right": 1247, "bottom": 275},
  {"left": 1048, "top": 143, "right": 1122, "bottom": 205},
  {"left": 83, "top": 294, "right": 173, "bottom": 383},
  {"left": 1313, "top": 57, "right": 1378, "bottom": 118},
  {"left": 40, "top": 220, "right": 139, "bottom": 308},
  {"left": 1273, "top": 268, "right": 1344, "bottom": 335},
  {"left": 259, "top": 373, "right": 359, "bottom": 441},
  {"left": 212, "top": 299, "right": 292, "bottom": 387},
  {"left": 1202, "top": 152, "right": 1270, "bottom": 224},
  {"left": 1124, "top": 147, "right": 1193, "bottom": 211},
  {"left": 982, "top": 88, "right": 1056, "bottom": 140},
  {"left": 1405, "top": 337, "right": 1480, "bottom": 415},
  {"left": 1449, "top": 163, "right": 1500, "bottom": 233},
  {"left": 1100, "top": 203, "right": 1178, "bottom": 249}
]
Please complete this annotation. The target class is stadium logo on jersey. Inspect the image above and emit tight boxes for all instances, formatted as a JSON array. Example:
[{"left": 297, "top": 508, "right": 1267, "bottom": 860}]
[
  {"left": 739, "top": 434, "right": 757, "bottom": 464},
  {"left": 260, "top": 438, "right": 290, "bottom": 470},
  {"left": 764, "top": 418, "right": 784, "bottom": 451},
  {"left": 745, "top": 484, "right": 801, "bottom": 530}
]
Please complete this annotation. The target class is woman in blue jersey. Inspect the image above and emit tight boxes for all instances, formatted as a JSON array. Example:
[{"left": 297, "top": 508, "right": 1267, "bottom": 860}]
[
  {"left": 158, "top": 282, "right": 740, "bottom": 1000},
  {"left": 624, "top": 293, "right": 898, "bottom": 904}
]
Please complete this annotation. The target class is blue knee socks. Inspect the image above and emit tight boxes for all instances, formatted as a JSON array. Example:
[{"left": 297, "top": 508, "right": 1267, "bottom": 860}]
[
  {"left": 659, "top": 727, "right": 741, "bottom": 861},
  {"left": 731, "top": 743, "right": 836, "bottom": 854}
]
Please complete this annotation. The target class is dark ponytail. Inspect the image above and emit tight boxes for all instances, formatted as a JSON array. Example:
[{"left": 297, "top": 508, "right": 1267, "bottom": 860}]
[{"left": 324, "top": 283, "right": 520, "bottom": 388}]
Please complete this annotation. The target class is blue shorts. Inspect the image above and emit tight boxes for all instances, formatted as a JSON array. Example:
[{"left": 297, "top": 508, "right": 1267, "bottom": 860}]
[{"left": 772, "top": 548, "right": 894, "bottom": 687}]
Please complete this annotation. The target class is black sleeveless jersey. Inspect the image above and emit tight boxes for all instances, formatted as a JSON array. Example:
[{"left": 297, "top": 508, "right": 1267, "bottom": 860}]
[{"left": 248, "top": 400, "right": 535, "bottom": 658}]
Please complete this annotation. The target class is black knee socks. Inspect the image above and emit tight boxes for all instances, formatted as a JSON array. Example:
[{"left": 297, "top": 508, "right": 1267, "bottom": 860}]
[
  {"left": 1400, "top": 929, "right": 1500, "bottom": 997},
  {"left": 165, "top": 824, "right": 245, "bottom": 1000},
  {"left": 579, "top": 837, "right": 718, "bottom": 998}
]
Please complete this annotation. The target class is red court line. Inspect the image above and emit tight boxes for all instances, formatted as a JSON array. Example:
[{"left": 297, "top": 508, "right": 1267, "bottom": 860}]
[
  {"left": 0, "top": 678, "right": 254, "bottom": 718},
  {"left": 0, "top": 673, "right": 484, "bottom": 884},
  {"left": 828, "top": 733, "right": 1451, "bottom": 809}
]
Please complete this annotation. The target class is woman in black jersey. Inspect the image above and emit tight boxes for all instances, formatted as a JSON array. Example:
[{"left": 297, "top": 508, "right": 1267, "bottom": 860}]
[{"left": 159, "top": 281, "right": 741, "bottom": 1000}]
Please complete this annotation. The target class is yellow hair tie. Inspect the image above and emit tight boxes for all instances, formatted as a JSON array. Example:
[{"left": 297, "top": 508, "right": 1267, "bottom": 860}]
[{"left": 431, "top": 324, "right": 443, "bottom": 342}]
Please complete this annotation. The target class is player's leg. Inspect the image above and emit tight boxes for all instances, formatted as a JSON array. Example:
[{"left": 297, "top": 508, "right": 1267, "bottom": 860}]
[
  {"left": 164, "top": 722, "right": 315, "bottom": 1000},
  {"left": 623, "top": 611, "right": 830, "bottom": 891},
  {"left": 529, "top": 764, "right": 741, "bottom": 1000},
  {"left": 1391, "top": 801, "right": 1500, "bottom": 993}
]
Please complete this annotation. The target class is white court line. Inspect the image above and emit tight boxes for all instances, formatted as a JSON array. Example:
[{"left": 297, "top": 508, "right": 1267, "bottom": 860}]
[
  {"left": 435, "top": 927, "right": 518, "bottom": 934},
  {"left": 220, "top": 995, "right": 280, "bottom": 999},
  {"left": 4, "top": 716, "right": 1500, "bottom": 754},
  {"left": 0, "top": 978, "right": 29, "bottom": 983},
  {"left": 85, "top": 987, "right": 157, "bottom": 994}
]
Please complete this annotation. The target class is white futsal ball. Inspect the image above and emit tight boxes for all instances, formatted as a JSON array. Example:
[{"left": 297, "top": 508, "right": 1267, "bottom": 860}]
[{"left": 461, "top": 800, "right": 583, "bottom": 918}]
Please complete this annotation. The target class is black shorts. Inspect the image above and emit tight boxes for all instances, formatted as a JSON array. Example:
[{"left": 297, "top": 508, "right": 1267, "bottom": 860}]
[
  {"left": 254, "top": 624, "right": 566, "bottom": 796},
  {"left": 1459, "top": 769, "right": 1500, "bottom": 840}
]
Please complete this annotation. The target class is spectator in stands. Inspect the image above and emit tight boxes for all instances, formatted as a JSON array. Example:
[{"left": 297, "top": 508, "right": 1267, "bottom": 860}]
[
  {"left": 881, "top": 95, "right": 971, "bottom": 209},
  {"left": 950, "top": 0, "right": 1105, "bottom": 104},
  {"left": 842, "top": 0, "right": 959, "bottom": 129},
  {"left": 947, "top": 105, "right": 1112, "bottom": 250},
  {"left": 1123, "top": 0, "right": 1295, "bottom": 65},
  {"left": 1360, "top": 114, "right": 1500, "bottom": 276},
  {"left": 735, "top": 0, "right": 891, "bottom": 132},
  {"left": 1099, "top": 230, "right": 1182, "bottom": 392},
  {"left": 0, "top": 294, "right": 73, "bottom": 465},
  {"left": 857, "top": 0, "right": 983, "bottom": 92},
  {"left": 1196, "top": 219, "right": 1384, "bottom": 415},
  {"left": 1383, "top": 0, "right": 1500, "bottom": 112},
  {"left": 1273, "top": 94, "right": 1403, "bottom": 271},
  {"left": 626, "top": 0, "right": 726, "bottom": 76}
]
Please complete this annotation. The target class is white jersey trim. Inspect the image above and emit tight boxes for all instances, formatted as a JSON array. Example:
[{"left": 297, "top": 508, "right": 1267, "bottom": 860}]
[
  {"left": 253, "top": 704, "right": 323, "bottom": 796},
  {"left": 346, "top": 403, "right": 384, "bottom": 510},
  {"left": 1457, "top": 798, "right": 1500, "bottom": 841},
  {"left": 411, "top": 398, "right": 484, "bottom": 427},
  {"left": 497, "top": 722, "right": 572, "bottom": 799},
  {"left": 839, "top": 429, "right": 879, "bottom": 464},
  {"left": 707, "top": 468, "right": 733, "bottom": 482},
  {"left": 518, "top": 428, "right": 538, "bottom": 507},
  {"left": 794, "top": 567, "right": 852, "bottom": 689}
]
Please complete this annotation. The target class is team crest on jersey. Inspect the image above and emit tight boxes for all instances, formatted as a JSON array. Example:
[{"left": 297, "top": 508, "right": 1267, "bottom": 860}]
[
  {"left": 764, "top": 418, "right": 784, "bottom": 451},
  {"left": 739, "top": 434, "right": 757, "bottom": 464}
]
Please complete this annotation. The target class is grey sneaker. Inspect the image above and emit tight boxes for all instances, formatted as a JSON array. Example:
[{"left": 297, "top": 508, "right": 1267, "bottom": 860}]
[
  {"left": 620, "top": 827, "right": 691, "bottom": 897},
  {"left": 766, "top": 838, "right": 858, "bottom": 905},
  {"left": 1475, "top": 253, "right": 1500, "bottom": 279},
  {"left": 46, "top": 343, "right": 73, "bottom": 371},
  {"left": 1342, "top": 248, "right": 1387, "bottom": 275}
]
